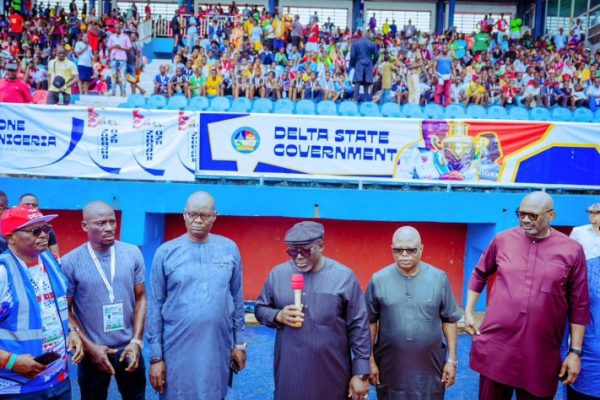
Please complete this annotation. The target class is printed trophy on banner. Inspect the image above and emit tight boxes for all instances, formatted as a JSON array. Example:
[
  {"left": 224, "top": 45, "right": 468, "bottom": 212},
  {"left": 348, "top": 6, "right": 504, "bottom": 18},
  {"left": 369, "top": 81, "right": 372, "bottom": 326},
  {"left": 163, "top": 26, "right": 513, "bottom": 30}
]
[{"left": 435, "top": 121, "right": 485, "bottom": 181}]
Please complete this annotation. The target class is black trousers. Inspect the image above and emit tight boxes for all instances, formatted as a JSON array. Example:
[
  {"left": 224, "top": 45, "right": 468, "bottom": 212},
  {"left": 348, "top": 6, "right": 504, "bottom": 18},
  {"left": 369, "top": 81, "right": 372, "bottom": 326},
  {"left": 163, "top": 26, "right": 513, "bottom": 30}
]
[{"left": 78, "top": 349, "right": 146, "bottom": 400}]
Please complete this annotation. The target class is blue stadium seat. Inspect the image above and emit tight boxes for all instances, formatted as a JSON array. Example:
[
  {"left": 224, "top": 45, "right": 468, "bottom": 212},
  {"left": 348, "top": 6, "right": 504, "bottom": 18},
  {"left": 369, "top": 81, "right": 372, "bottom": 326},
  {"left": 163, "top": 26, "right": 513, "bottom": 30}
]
[
  {"left": 423, "top": 103, "right": 444, "bottom": 119},
  {"left": 127, "top": 94, "right": 146, "bottom": 108},
  {"left": 146, "top": 94, "right": 167, "bottom": 109},
  {"left": 189, "top": 96, "right": 209, "bottom": 111},
  {"left": 445, "top": 104, "right": 465, "bottom": 119},
  {"left": 295, "top": 100, "right": 316, "bottom": 115},
  {"left": 466, "top": 105, "right": 486, "bottom": 119},
  {"left": 339, "top": 101, "right": 360, "bottom": 116},
  {"left": 274, "top": 99, "right": 294, "bottom": 114},
  {"left": 487, "top": 105, "right": 508, "bottom": 120},
  {"left": 508, "top": 106, "right": 529, "bottom": 120},
  {"left": 551, "top": 107, "right": 573, "bottom": 122},
  {"left": 572, "top": 108, "right": 594, "bottom": 122},
  {"left": 529, "top": 107, "right": 551, "bottom": 121},
  {"left": 359, "top": 102, "right": 381, "bottom": 117},
  {"left": 208, "top": 96, "right": 231, "bottom": 112},
  {"left": 381, "top": 103, "right": 402, "bottom": 118},
  {"left": 166, "top": 95, "right": 188, "bottom": 110},
  {"left": 230, "top": 97, "right": 252, "bottom": 112},
  {"left": 317, "top": 100, "right": 337, "bottom": 115},
  {"left": 252, "top": 98, "right": 274, "bottom": 113},
  {"left": 117, "top": 102, "right": 133, "bottom": 109},
  {"left": 402, "top": 104, "right": 425, "bottom": 118}
]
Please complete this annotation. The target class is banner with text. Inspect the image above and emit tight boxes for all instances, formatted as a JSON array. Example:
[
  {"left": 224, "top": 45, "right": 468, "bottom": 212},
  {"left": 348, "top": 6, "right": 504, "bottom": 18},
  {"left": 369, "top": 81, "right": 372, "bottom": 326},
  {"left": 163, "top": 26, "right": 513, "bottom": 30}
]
[
  {"left": 199, "top": 113, "right": 600, "bottom": 186},
  {"left": 0, "top": 104, "right": 197, "bottom": 181}
]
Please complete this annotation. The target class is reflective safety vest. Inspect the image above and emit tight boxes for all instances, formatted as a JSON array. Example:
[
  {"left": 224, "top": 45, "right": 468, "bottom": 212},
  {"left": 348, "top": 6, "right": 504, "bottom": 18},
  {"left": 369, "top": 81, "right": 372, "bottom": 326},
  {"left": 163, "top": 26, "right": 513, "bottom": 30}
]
[{"left": 0, "top": 250, "right": 69, "bottom": 386}]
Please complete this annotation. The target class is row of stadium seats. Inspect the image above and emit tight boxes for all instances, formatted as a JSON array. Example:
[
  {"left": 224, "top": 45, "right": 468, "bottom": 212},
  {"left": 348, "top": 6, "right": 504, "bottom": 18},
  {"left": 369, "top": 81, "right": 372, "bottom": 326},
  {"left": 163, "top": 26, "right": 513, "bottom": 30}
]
[{"left": 118, "top": 94, "right": 599, "bottom": 123}]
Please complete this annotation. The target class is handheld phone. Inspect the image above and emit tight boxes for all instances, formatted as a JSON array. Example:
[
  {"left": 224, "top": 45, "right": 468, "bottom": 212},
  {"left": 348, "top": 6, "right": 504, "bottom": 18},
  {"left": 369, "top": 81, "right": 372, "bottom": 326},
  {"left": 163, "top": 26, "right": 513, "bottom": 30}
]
[
  {"left": 230, "top": 359, "right": 241, "bottom": 374},
  {"left": 33, "top": 352, "right": 60, "bottom": 365}
]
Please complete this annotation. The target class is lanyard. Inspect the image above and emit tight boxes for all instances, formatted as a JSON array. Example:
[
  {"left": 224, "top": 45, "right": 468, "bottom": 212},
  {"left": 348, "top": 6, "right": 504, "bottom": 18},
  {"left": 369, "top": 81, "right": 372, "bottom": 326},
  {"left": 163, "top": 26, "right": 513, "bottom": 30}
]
[{"left": 87, "top": 243, "right": 116, "bottom": 303}]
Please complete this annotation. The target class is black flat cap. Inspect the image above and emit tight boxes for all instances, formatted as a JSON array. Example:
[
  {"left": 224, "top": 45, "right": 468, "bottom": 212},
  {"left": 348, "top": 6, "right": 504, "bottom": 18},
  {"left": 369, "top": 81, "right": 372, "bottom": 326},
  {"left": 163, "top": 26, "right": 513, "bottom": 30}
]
[{"left": 284, "top": 221, "right": 324, "bottom": 245}]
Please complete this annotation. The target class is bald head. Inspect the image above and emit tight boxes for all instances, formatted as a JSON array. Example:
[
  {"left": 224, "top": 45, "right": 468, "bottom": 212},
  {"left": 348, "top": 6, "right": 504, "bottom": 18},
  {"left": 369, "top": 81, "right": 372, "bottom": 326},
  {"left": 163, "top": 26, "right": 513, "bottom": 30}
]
[
  {"left": 392, "top": 226, "right": 422, "bottom": 245},
  {"left": 83, "top": 200, "right": 114, "bottom": 221},
  {"left": 184, "top": 192, "right": 217, "bottom": 242},
  {"left": 520, "top": 191, "right": 553, "bottom": 211},
  {"left": 82, "top": 200, "right": 117, "bottom": 251},
  {"left": 391, "top": 226, "right": 423, "bottom": 275}
]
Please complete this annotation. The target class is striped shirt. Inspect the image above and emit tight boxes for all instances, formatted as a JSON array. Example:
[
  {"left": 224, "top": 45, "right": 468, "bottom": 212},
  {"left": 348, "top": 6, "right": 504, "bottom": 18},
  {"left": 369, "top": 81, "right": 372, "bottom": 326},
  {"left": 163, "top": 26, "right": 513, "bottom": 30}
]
[{"left": 62, "top": 241, "right": 145, "bottom": 349}]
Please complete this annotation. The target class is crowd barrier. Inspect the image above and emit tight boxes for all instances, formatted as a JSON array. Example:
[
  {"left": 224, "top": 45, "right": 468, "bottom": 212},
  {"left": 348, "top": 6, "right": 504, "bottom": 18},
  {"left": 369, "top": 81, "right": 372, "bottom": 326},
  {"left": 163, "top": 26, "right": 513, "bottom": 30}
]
[{"left": 0, "top": 104, "right": 598, "bottom": 187}]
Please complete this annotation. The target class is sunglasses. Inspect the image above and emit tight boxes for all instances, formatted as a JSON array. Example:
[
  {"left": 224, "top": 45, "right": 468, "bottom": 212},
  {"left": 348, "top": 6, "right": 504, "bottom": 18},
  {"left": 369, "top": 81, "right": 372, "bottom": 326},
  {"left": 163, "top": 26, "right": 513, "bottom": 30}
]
[
  {"left": 515, "top": 208, "right": 553, "bottom": 221},
  {"left": 16, "top": 224, "right": 52, "bottom": 237},
  {"left": 286, "top": 243, "right": 318, "bottom": 259},
  {"left": 392, "top": 247, "right": 419, "bottom": 255}
]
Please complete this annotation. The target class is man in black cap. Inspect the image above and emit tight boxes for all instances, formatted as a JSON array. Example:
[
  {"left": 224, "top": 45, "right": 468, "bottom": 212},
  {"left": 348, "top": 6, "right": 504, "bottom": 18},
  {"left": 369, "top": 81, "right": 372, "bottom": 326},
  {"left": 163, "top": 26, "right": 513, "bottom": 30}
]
[
  {"left": 255, "top": 221, "right": 371, "bottom": 400},
  {"left": 0, "top": 62, "right": 33, "bottom": 103}
]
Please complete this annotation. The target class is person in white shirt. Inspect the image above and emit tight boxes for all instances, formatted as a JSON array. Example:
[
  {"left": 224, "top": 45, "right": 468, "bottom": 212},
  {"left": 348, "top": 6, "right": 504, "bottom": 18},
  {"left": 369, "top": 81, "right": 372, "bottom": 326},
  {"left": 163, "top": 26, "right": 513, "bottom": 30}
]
[
  {"left": 75, "top": 33, "right": 94, "bottom": 94},
  {"left": 106, "top": 23, "right": 132, "bottom": 96},
  {"left": 586, "top": 77, "right": 600, "bottom": 112},
  {"left": 523, "top": 79, "right": 542, "bottom": 109}
]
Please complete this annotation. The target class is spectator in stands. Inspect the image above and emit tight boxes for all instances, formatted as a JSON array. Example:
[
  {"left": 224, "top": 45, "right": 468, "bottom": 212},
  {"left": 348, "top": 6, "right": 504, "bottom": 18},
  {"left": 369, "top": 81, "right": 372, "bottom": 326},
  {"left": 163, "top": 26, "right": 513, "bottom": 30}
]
[
  {"left": 350, "top": 30, "right": 378, "bottom": 102},
  {"left": 205, "top": 68, "right": 223, "bottom": 97},
  {"left": 0, "top": 62, "right": 33, "bottom": 103},
  {"left": 125, "top": 30, "right": 146, "bottom": 95},
  {"left": 168, "top": 66, "right": 188, "bottom": 97},
  {"left": 75, "top": 33, "right": 93, "bottom": 95},
  {"left": 434, "top": 44, "right": 453, "bottom": 107},
  {"left": 154, "top": 64, "right": 170, "bottom": 96},
  {"left": 47, "top": 46, "right": 79, "bottom": 105},
  {"left": 107, "top": 23, "right": 132, "bottom": 96},
  {"left": 587, "top": 77, "right": 600, "bottom": 113}
]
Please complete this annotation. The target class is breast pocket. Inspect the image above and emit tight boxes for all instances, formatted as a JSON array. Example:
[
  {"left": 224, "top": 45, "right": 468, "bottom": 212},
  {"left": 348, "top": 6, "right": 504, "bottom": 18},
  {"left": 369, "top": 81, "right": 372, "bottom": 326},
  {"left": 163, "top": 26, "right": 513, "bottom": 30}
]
[
  {"left": 540, "top": 264, "right": 570, "bottom": 297},
  {"left": 310, "top": 292, "right": 342, "bottom": 326},
  {"left": 415, "top": 297, "right": 436, "bottom": 321}
]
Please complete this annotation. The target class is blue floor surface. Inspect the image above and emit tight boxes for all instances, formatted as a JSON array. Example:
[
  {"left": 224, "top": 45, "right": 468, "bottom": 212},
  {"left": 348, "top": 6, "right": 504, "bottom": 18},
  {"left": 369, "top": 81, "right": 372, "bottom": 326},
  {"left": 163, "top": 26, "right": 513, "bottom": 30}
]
[{"left": 70, "top": 326, "right": 561, "bottom": 399}]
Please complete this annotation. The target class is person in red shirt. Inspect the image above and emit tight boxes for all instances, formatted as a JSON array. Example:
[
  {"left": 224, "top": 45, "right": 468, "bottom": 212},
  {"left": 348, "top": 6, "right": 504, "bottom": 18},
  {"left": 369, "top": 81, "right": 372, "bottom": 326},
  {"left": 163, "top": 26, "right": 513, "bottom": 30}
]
[
  {"left": 0, "top": 63, "right": 33, "bottom": 103},
  {"left": 8, "top": 9, "right": 25, "bottom": 40}
]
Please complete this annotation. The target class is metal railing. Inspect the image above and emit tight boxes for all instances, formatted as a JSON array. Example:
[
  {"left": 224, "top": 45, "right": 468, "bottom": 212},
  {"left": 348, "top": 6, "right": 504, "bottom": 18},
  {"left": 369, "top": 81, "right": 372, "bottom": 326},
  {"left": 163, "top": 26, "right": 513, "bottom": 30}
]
[{"left": 152, "top": 15, "right": 241, "bottom": 38}]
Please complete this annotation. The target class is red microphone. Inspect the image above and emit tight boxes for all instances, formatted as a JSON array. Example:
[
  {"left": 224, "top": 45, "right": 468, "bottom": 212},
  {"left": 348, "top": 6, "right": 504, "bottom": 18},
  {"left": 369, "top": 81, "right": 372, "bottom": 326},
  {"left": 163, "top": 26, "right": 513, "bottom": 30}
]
[{"left": 291, "top": 274, "right": 304, "bottom": 308}]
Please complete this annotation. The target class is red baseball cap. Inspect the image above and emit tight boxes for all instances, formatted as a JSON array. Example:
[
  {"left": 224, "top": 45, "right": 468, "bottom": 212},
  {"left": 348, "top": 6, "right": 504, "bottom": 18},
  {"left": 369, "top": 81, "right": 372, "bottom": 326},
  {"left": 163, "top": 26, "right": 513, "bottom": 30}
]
[{"left": 0, "top": 206, "right": 57, "bottom": 236}]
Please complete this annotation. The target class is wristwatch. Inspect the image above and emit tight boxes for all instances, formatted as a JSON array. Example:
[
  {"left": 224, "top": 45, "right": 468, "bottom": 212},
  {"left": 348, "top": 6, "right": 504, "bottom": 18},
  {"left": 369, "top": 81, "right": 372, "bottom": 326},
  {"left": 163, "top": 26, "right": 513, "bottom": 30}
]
[
  {"left": 234, "top": 343, "right": 248, "bottom": 351},
  {"left": 357, "top": 374, "right": 369, "bottom": 381},
  {"left": 130, "top": 339, "right": 144, "bottom": 349},
  {"left": 569, "top": 347, "right": 583, "bottom": 357},
  {"left": 446, "top": 359, "right": 459, "bottom": 367},
  {"left": 150, "top": 357, "right": 163, "bottom": 364},
  {"left": 68, "top": 326, "right": 79, "bottom": 334}
]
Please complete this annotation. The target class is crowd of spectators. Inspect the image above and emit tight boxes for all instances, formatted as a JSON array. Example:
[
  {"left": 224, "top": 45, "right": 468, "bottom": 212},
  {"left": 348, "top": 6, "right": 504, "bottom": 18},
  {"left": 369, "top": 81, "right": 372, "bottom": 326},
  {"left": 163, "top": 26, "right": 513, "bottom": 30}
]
[
  {"left": 0, "top": 0, "right": 146, "bottom": 104},
  {"left": 157, "top": 6, "right": 600, "bottom": 112}
]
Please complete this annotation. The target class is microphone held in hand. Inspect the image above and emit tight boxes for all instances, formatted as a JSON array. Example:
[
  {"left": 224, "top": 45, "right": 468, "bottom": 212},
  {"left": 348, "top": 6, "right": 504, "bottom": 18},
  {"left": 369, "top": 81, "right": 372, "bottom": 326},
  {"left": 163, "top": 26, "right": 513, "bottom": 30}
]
[{"left": 291, "top": 274, "right": 304, "bottom": 307}]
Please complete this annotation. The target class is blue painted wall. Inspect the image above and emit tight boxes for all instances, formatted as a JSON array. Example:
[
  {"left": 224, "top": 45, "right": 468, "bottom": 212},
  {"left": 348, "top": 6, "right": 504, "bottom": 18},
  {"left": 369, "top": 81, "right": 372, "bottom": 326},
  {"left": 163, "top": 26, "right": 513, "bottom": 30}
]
[{"left": 0, "top": 177, "right": 596, "bottom": 311}]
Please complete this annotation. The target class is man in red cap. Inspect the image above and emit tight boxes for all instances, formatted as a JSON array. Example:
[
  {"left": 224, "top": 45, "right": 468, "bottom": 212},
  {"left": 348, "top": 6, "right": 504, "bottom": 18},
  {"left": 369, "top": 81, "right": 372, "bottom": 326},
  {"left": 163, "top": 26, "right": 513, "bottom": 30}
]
[{"left": 0, "top": 206, "right": 83, "bottom": 398}]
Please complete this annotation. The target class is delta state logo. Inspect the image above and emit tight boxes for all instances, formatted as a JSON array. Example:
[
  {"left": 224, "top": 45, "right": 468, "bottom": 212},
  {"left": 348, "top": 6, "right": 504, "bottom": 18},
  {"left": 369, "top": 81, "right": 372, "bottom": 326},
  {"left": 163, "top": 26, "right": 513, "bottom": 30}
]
[{"left": 231, "top": 127, "right": 260, "bottom": 154}]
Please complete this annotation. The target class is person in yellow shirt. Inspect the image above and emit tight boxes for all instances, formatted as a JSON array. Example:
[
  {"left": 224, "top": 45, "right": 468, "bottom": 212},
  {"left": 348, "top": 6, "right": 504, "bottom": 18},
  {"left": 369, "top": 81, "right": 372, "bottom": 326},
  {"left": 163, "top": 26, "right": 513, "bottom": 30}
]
[
  {"left": 205, "top": 69, "right": 223, "bottom": 96},
  {"left": 464, "top": 76, "right": 485, "bottom": 107},
  {"left": 47, "top": 47, "right": 79, "bottom": 105},
  {"left": 382, "top": 19, "right": 390, "bottom": 36},
  {"left": 574, "top": 62, "right": 591, "bottom": 84}
]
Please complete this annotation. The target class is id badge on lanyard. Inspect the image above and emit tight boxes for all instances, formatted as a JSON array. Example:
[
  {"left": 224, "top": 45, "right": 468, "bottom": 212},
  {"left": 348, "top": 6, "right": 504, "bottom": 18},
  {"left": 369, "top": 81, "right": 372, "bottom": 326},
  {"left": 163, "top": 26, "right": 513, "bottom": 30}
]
[{"left": 87, "top": 244, "right": 125, "bottom": 332}]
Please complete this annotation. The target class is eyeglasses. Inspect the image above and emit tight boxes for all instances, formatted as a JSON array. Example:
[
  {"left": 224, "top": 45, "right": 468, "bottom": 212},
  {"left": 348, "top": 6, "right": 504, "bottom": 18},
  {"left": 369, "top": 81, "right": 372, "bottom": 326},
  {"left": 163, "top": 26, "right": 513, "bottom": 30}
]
[
  {"left": 515, "top": 208, "right": 554, "bottom": 221},
  {"left": 16, "top": 224, "right": 52, "bottom": 237},
  {"left": 286, "top": 244, "right": 318, "bottom": 259},
  {"left": 184, "top": 211, "right": 217, "bottom": 221},
  {"left": 392, "top": 247, "right": 420, "bottom": 255}
]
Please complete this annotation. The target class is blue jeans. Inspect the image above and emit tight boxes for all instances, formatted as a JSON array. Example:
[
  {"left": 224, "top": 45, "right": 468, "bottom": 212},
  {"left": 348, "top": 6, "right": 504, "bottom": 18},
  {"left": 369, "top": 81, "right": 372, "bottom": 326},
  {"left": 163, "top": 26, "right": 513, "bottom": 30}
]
[
  {"left": 110, "top": 60, "right": 127, "bottom": 94},
  {"left": 0, "top": 378, "right": 71, "bottom": 400}
]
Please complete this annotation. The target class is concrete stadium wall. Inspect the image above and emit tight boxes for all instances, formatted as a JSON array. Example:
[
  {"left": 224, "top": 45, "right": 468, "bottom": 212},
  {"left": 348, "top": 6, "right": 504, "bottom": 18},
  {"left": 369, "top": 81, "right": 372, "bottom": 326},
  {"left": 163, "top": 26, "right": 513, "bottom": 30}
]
[{"left": 0, "top": 177, "right": 595, "bottom": 311}]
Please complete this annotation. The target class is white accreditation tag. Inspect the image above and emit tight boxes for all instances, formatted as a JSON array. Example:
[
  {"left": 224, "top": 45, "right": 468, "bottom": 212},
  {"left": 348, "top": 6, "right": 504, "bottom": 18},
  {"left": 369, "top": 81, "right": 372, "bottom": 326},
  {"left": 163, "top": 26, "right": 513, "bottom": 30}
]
[
  {"left": 87, "top": 243, "right": 125, "bottom": 332},
  {"left": 102, "top": 303, "right": 125, "bottom": 332}
]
